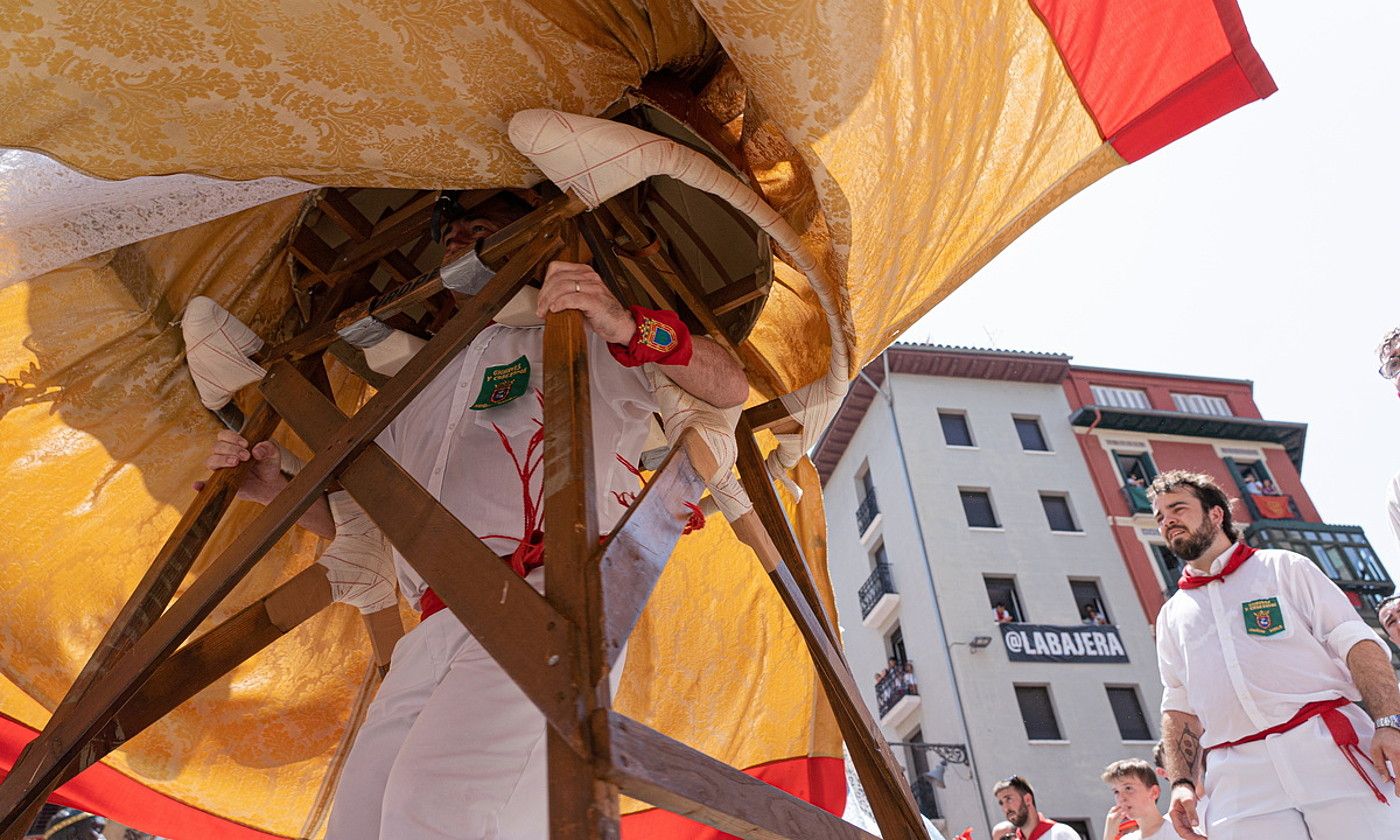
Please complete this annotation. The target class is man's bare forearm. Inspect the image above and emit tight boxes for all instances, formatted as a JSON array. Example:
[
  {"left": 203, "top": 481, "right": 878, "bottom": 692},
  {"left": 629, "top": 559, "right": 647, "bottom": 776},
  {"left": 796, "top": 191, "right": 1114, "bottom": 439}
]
[
  {"left": 1162, "top": 710, "right": 1204, "bottom": 785},
  {"left": 659, "top": 336, "right": 749, "bottom": 408},
  {"left": 1348, "top": 639, "right": 1400, "bottom": 718}
]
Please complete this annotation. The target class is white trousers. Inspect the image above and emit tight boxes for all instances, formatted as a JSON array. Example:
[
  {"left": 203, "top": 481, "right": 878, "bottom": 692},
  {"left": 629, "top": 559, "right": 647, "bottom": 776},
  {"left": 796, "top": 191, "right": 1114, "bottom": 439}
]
[
  {"left": 326, "top": 571, "right": 624, "bottom": 840},
  {"left": 1203, "top": 703, "right": 1400, "bottom": 839}
]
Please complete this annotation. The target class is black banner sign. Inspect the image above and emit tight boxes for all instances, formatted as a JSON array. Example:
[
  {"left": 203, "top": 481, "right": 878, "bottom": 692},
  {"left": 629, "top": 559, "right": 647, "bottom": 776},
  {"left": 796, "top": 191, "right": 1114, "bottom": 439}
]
[{"left": 1000, "top": 623, "right": 1129, "bottom": 663}]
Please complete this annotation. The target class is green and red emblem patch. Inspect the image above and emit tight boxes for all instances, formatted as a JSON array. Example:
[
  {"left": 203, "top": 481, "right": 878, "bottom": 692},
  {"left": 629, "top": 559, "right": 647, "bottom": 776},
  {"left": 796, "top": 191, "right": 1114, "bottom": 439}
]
[
  {"left": 637, "top": 316, "right": 677, "bottom": 354},
  {"left": 1242, "top": 597, "right": 1286, "bottom": 637},
  {"left": 470, "top": 355, "right": 531, "bottom": 410}
]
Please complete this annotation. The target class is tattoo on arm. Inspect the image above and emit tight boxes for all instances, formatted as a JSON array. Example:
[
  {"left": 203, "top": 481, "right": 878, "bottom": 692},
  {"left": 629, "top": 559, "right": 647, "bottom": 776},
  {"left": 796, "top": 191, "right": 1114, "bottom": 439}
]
[
  {"left": 1175, "top": 727, "right": 1201, "bottom": 776},
  {"left": 1162, "top": 712, "right": 1204, "bottom": 784}
]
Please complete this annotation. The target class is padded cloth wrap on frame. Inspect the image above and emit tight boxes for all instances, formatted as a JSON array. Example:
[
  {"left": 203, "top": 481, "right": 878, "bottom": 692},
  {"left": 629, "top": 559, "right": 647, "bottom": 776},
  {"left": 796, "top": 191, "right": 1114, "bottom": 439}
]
[{"left": 508, "top": 108, "right": 851, "bottom": 506}]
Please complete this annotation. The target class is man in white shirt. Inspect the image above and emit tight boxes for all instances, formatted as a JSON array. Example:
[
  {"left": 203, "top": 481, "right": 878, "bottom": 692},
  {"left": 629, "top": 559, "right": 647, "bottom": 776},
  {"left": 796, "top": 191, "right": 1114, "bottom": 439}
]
[
  {"left": 202, "top": 194, "right": 748, "bottom": 840},
  {"left": 1150, "top": 470, "right": 1400, "bottom": 839},
  {"left": 991, "top": 776, "right": 1079, "bottom": 840},
  {"left": 1100, "top": 759, "right": 1170, "bottom": 840},
  {"left": 1379, "top": 595, "right": 1399, "bottom": 650}
]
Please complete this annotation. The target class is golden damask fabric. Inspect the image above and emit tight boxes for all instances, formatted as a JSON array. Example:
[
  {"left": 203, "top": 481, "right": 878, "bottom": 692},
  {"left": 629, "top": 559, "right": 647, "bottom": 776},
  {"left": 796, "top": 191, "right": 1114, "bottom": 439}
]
[
  {"left": 0, "top": 0, "right": 712, "bottom": 185},
  {"left": 0, "top": 0, "right": 1114, "bottom": 380}
]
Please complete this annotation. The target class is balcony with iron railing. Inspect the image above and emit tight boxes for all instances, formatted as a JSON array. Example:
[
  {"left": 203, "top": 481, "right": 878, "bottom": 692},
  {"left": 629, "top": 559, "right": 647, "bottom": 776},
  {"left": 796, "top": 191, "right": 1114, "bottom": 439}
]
[
  {"left": 858, "top": 562, "right": 899, "bottom": 628},
  {"left": 912, "top": 776, "right": 941, "bottom": 820},
  {"left": 875, "top": 662, "right": 919, "bottom": 727},
  {"left": 856, "top": 490, "right": 880, "bottom": 535}
]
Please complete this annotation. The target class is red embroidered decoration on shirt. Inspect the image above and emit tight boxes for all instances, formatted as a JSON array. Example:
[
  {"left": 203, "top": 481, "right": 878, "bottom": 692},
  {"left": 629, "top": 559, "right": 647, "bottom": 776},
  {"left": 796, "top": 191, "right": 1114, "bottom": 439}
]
[
  {"left": 612, "top": 453, "right": 706, "bottom": 535},
  {"left": 479, "top": 391, "right": 546, "bottom": 577},
  {"left": 482, "top": 396, "right": 706, "bottom": 579},
  {"left": 607, "top": 306, "right": 693, "bottom": 367}
]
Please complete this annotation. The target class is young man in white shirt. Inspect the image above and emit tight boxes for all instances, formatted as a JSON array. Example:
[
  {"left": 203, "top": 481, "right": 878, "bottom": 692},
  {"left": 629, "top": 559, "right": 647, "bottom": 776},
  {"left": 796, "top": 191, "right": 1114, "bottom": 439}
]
[
  {"left": 1100, "top": 759, "right": 1170, "bottom": 840},
  {"left": 991, "top": 776, "right": 1079, "bottom": 840},
  {"left": 201, "top": 195, "right": 749, "bottom": 840},
  {"left": 1150, "top": 470, "right": 1400, "bottom": 839}
]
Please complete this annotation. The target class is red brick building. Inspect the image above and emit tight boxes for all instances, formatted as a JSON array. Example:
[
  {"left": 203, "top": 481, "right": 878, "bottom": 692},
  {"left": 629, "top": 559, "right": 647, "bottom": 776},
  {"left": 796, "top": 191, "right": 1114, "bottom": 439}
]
[{"left": 1062, "top": 366, "right": 1394, "bottom": 627}]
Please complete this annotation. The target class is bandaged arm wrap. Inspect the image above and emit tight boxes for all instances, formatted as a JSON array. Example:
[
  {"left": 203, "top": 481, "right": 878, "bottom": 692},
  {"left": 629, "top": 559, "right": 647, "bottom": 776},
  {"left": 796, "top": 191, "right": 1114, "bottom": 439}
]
[{"left": 319, "top": 491, "right": 399, "bottom": 614}]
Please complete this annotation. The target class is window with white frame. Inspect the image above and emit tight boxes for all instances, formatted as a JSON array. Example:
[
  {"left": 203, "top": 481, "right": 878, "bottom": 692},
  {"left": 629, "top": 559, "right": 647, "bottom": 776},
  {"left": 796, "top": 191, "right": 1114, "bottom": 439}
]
[
  {"left": 1171, "top": 392, "right": 1233, "bottom": 417},
  {"left": 1090, "top": 385, "right": 1150, "bottom": 410}
]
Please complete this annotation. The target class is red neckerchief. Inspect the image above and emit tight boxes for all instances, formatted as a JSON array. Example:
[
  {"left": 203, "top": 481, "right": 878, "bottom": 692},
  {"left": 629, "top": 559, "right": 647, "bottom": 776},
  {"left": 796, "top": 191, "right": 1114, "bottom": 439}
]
[
  {"left": 1177, "top": 542, "right": 1256, "bottom": 590},
  {"left": 1019, "top": 818, "right": 1058, "bottom": 840}
]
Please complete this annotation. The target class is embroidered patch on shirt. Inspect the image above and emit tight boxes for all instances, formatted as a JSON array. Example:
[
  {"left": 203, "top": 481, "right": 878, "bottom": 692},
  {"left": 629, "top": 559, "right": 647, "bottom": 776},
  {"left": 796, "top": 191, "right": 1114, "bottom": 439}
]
[
  {"left": 470, "top": 355, "right": 531, "bottom": 410},
  {"left": 1242, "top": 597, "right": 1286, "bottom": 636},
  {"left": 637, "top": 316, "right": 677, "bottom": 353}
]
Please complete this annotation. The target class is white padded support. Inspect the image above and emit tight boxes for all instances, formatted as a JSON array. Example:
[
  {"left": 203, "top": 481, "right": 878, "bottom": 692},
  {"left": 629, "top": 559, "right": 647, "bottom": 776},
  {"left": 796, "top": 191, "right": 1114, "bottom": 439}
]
[
  {"left": 320, "top": 491, "right": 399, "bottom": 614},
  {"left": 509, "top": 109, "right": 852, "bottom": 514},
  {"left": 181, "top": 296, "right": 267, "bottom": 410}
]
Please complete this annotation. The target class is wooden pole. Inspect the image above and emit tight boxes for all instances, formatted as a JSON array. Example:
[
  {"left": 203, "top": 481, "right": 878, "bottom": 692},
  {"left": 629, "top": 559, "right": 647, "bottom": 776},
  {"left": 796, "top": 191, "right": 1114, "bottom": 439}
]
[
  {"left": 729, "top": 418, "right": 929, "bottom": 840},
  {"left": 542, "top": 296, "right": 619, "bottom": 840}
]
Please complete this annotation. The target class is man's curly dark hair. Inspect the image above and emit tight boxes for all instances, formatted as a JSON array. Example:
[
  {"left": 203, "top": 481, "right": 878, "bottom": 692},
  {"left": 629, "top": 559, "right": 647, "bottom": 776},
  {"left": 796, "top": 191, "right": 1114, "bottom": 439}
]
[{"left": 1377, "top": 327, "right": 1400, "bottom": 379}]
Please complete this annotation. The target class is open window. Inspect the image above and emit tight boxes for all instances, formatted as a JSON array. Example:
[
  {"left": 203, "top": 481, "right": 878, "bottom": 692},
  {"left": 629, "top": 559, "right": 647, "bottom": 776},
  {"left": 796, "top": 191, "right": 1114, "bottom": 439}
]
[
  {"left": 1113, "top": 451, "right": 1156, "bottom": 514},
  {"left": 985, "top": 575, "right": 1026, "bottom": 623},
  {"left": 1069, "top": 579, "right": 1110, "bottom": 624}
]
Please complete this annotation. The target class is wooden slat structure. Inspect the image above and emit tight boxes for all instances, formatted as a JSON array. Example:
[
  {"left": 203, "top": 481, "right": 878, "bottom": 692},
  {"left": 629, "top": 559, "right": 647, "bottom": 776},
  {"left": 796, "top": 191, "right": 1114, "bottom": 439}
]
[{"left": 0, "top": 166, "right": 929, "bottom": 840}]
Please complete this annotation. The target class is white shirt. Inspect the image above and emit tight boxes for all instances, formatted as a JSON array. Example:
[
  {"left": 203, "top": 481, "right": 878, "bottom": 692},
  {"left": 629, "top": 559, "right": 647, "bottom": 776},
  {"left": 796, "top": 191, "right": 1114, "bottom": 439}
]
[
  {"left": 1119, "top": 820, "right": 1172, "bottom": 840},
  {"left": 377, "top": 323, "right": 657, "bottom": 608},
  {"left": 1157, "top": 543, "right": 1388, "bottom": 745}
]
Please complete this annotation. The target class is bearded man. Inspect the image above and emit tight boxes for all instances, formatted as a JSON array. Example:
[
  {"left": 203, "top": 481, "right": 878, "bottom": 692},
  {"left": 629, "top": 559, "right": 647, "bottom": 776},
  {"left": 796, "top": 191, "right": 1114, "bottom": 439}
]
[
  {"left": 990, "top": 776, "right": 1077, "bottom": 840},
  {"left": 1150, "top": 470, "right": 1400, "bottom": 839}
]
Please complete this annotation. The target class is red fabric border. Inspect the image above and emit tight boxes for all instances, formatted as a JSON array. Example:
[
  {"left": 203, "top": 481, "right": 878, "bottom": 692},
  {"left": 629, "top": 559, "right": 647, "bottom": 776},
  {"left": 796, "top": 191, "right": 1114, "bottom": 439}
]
[
  {"left": 620, "top": 755, "right": 846, "bottom": 840},
  {"left": 5, "top": 714, "right": 843, "bottom": 840},
  {"left": 0, "top": 715, "right": 287, "bottom": 840},
  {"left": 1031, "top": 0, "right": 1276, "bottom": 162}
]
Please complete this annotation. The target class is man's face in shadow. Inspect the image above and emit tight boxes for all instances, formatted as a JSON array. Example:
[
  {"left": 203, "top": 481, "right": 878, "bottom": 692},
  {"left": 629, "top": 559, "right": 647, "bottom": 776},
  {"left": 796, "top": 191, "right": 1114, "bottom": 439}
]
[{"left": 437, "top": 193, "right": 532, "bottom": 266}]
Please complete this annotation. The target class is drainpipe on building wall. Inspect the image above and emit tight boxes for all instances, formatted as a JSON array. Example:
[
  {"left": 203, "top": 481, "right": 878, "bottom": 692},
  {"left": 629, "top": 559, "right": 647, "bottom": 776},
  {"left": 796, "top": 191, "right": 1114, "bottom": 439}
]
[
  {"left": 860, "top": 352, "right": 994, "bottom": 835},
  {"left": 1077, "top": 406, "right": 1167, "bottom": 622}
]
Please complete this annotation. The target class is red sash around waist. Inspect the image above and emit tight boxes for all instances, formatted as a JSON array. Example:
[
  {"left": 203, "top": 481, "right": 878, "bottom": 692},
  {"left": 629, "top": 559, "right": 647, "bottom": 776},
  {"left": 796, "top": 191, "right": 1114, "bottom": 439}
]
[{"left": 1206, "top": 697, "right": 1387, "bottom": 804}]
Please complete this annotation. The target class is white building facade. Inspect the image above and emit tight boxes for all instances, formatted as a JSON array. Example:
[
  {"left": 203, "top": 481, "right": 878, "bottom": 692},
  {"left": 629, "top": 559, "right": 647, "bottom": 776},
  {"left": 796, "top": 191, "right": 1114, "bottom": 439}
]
[{"left": 815, "top": 346, "right": 1164, "bottom": 840}]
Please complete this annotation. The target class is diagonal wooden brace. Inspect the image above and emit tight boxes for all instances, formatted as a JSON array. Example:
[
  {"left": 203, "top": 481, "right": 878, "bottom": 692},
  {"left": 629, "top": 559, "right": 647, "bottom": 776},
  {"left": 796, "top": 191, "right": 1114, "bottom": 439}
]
[
  {"left": 262, "top": 362, "right": 585, "bottom": 749},
  {"left": 599, "top": 711, "right": 880, "bottom": 840},
  {"left": 35, "top": 565, "right": 337, "bottom": 799},
  {"left": 0, "top": 399, "right": 285, "bottom": 840},
  {"left": 730, "top": 420, "right": 928, "bottom": 840},
  {"left": 0, "top": 230, "right": 562, "bottom": 829}
]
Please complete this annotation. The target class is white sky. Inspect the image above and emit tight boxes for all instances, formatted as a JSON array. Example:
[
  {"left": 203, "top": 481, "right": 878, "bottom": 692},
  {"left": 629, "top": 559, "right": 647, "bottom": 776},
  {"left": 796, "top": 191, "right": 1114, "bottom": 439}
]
[{"left": 904, "top": 0, "right": 1399, "bottom": 578}]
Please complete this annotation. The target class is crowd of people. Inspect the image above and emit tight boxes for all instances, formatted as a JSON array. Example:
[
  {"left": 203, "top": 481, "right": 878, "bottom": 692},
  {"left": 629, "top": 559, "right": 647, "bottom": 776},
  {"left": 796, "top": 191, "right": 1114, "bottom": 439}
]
[
  {"left": 1240, "top": 472, "right": 1282, "bottom": 497},
  {"left": 875, "top": 657, "right": 920, "bottom": 712}
]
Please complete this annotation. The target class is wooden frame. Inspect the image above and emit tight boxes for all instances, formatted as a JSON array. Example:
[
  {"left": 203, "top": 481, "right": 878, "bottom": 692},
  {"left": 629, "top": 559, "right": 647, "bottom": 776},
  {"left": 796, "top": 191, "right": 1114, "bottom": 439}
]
[{"left": 0, "top": 192, "right": 928, "bottom": 840}]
